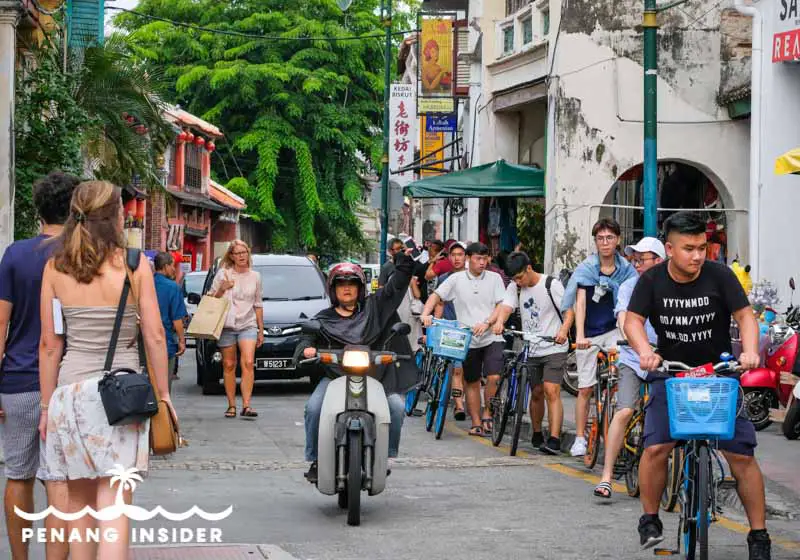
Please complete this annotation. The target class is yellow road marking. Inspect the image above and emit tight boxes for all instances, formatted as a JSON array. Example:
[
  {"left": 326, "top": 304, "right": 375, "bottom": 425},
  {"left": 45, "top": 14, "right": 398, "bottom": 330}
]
[{"left": 445, "top": 422, "right": 800, "bottom": 551}]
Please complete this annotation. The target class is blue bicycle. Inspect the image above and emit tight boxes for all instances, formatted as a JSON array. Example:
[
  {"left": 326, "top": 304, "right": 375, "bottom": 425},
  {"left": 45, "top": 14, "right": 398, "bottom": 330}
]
[
  {"left": 422, "top": 319, "right": 472, "bottom": 440},
  {"left": 652, "top": 357, "right": 741, "bottom": 560},
  {"left": 491, "top": 331, "right": 555, "bottom": 456}
]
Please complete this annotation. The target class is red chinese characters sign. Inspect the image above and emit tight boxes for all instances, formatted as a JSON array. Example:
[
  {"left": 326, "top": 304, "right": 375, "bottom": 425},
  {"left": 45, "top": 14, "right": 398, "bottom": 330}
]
[{"left": 389, "top": 84, "right": 417, "bottom": 186}]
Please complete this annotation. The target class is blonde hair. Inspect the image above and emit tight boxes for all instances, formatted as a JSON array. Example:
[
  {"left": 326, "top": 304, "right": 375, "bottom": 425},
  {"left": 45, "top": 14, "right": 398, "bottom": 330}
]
[
  {"left": 221, "top": 239, "right": 252, "bottom": 269},
  {"left": 53, "top": 181, "right": 124, "bottom": 284}
]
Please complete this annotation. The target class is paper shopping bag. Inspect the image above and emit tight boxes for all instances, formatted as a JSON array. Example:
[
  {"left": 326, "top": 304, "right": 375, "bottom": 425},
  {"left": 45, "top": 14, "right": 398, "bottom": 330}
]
[{"left": 187, "top": 296, "right": 230, "bottom": 340}]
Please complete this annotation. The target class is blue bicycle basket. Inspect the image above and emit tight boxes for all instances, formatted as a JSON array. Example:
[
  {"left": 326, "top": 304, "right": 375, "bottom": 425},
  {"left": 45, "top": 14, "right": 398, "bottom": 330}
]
[
  {"left": 665, "top": 377, "right": 739, "bottom": 441},
  {"left": 426, "top": 319, "right": 472, "bottom": 361}
]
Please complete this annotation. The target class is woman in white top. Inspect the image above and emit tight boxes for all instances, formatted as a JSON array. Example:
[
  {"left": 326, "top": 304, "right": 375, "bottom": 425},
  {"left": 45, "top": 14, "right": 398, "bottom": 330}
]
[{"left": 209, "top": 240, "right": 264, "bottom": 418}]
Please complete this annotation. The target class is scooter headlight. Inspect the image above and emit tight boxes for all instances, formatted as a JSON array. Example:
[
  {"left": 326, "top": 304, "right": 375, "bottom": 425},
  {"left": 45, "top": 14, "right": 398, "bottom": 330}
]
[{"left": 342, "top": 350, "right": 370, "bottom": 370}]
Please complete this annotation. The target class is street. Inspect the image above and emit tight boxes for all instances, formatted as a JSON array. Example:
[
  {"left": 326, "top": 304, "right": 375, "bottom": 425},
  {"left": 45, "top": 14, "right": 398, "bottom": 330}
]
[{"left": 3, "top": 353, "right": 799, "bottom": 559}]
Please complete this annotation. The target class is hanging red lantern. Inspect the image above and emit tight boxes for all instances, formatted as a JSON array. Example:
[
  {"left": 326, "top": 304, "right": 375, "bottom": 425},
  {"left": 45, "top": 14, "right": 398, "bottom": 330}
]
[
  {"left": 185, "top": 132, "right": 195, "bottom": 143},
  {"left": 206, "top": 141, "right": 216, "bottom": 153},
  {"left": 194, "top": 136, "right": 205, "bottom": 147},
  {"left": 178, "top": 131, "right": 188, "bottom": 142}
]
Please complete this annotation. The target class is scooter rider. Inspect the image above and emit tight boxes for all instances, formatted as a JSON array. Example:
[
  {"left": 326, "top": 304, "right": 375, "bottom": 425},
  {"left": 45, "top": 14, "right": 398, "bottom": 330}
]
[{"left": 296, "top": 251, "right": 417, "bottom": 483}]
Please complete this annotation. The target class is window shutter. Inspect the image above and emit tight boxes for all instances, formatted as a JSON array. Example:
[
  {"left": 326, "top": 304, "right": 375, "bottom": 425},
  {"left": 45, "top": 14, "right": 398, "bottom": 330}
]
[
  {"left": 454, "top": 20, "right": 470, "bottom": 98},
  {"left": 67, "top": 0, "right": 104, "bottom": 50}
]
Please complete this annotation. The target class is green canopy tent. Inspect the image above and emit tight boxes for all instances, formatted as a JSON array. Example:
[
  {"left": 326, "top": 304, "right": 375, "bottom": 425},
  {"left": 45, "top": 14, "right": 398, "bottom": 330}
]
[{"left": 403, "top": 159, "right": 545, "bottom": 198}]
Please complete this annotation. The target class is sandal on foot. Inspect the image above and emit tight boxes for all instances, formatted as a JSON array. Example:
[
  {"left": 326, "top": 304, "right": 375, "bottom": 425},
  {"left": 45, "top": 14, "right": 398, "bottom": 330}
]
[
  {"left": 454, "top": 407, "right": 466, "bottom": 421},
  {"left": 594, "top": 481, "right": 613, "bottom": 500},
  {"left": 452, "top": 389, "right": 466, "bottom": 420},
  {"left": 481, "top": 417, "right": 493, "bottom": 433},
  {"left": 240, "top": 407, "right": 258, "bottom": 418},
  {"left": 468, "top": 425, "right": 488, "bottom": 437},
  {"left": 224, "top": 406, "right": 236, "bottom": 418}
]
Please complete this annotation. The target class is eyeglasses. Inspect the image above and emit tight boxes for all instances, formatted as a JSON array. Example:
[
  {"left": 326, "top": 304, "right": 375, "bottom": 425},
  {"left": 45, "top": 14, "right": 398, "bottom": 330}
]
[
  {"left": 595, "top": 235, "right": 618, "bottom": 244},
  {"left": 232, "top": 251, "right": 249, "bottom": 257},
  {"left": 632, "top": 256, "right": 656, "bottom": 266}
]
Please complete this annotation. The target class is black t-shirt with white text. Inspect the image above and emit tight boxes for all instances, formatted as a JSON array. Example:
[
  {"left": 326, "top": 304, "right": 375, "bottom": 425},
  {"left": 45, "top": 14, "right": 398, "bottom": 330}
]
[{"left": 627, "top": 261, "right": 749, "bottom": 366}]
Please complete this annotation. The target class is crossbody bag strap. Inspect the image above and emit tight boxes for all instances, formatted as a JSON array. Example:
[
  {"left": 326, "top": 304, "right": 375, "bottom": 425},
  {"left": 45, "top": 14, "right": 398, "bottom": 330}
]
[
  {"left": 545, "top": 276, "right": 564, "bottom": 324},
  {"left": 104, "top": 275, "right": 131, "bottom": 373}
]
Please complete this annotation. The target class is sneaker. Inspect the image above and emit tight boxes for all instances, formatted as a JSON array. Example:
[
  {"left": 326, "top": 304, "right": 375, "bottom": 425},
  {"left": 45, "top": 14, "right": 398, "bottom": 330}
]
[
  {"left": 748, "top": 529, "right": 771, "bottom": 560},
  {"left": 570, "top": 436, "right": 587, "bottom": 457},
  {"left": 531, "top": 431, "right": 544, "bottom": 448},
  {"left": 540, "top": 437, "right": 561, "bottom": 455},
  {"left": 304, "top": 462, "right": 318, "bottom": 484},
  {"left": 638, "top": 514, "right": 664, "bottom": 549}
]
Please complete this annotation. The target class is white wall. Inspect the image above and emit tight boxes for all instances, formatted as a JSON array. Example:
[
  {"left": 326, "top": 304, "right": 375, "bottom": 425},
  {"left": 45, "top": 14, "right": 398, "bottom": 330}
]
[{"left": 756, "top": 0, "right": 800, "bottom": 302}]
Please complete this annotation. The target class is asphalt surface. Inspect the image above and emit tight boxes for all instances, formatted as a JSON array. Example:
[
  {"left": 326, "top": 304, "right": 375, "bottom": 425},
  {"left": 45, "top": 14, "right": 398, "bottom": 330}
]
[{"left": 2, "top": 353, "right": 799, "bottom": 559}]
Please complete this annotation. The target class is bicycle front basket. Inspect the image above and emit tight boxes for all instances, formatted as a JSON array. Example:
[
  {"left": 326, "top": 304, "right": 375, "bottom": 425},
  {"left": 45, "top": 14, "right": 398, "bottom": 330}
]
[
  {"left": 665, "top": 377, "right": 739, "bottom": 441},
  {"left": 426, "top": 320, "right": 472, "bottom": 361}
]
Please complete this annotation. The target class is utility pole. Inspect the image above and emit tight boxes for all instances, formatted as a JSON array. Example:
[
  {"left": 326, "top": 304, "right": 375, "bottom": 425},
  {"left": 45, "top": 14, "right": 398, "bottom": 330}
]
[
  {"left": 379, "top": 0, "right": 393, "bottom": 267},
  {"left": 642, "top": 0, "right": 689, "bottom": 237}
]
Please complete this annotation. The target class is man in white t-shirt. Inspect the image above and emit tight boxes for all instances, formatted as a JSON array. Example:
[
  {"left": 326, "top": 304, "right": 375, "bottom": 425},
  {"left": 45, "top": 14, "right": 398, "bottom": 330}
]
[
  {"left": 496, "top": 251, "right": 573, "bottom": 454},
  {"left": 422, "top": 243, "right": 507, "bottom": 437}
]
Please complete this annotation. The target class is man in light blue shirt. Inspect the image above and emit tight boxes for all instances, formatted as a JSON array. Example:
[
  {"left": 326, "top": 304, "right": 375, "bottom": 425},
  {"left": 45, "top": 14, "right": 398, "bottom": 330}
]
[{"left": 593, "top": 237, "right": 664, "bottom": 500}]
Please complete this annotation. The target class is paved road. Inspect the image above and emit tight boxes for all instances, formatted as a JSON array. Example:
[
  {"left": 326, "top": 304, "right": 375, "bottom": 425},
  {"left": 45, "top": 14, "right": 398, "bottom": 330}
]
[{"left": 3, "top": 353, "right": 799, "bottom": 559}]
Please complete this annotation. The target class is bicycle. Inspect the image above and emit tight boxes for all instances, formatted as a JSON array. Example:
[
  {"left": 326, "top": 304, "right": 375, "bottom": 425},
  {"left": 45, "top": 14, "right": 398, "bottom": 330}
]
[
  {"left": 422, "top": 319, "right": 472, "bottom": 440},
  {"left": 583, "top": 344, "right": 619, "bottom": 470},
  {"left": 651, "top": 357, "right": 742, "bottom": 560},
  {"left": 491, "top": 331, "right": 556, "bottom": 456},
  {"left": 405, "top": 335, "right": 437, "bottom": 417},
  {"left": 616, "top": 380, "right": 648, "bottom": 497}
]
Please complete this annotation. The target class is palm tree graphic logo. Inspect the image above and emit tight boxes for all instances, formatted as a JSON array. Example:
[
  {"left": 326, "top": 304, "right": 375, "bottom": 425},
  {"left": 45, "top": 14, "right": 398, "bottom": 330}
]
[{"left": 15, "top": 465, "right": 233, "bottom": 522}]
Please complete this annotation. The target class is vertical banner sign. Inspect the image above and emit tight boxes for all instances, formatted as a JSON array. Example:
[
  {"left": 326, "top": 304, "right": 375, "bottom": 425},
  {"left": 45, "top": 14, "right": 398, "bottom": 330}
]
[
  {"left": 420, "top": 116, "right": 445, "bottom": 176},
  {"left": 419, "top": 17, "right": 454, "bottom": 98},
  {"left": 389, "top": 83, "right": 417, "bottom": 186}
]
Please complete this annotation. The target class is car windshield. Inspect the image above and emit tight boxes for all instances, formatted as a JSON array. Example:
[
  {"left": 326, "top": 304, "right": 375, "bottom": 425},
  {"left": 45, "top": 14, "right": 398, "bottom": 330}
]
[
  {"left": 255, "top": 265, "right": 326, "bottom": 300},
  {"left": 184, "top": 273, "right": 206, "bottom": 296}
]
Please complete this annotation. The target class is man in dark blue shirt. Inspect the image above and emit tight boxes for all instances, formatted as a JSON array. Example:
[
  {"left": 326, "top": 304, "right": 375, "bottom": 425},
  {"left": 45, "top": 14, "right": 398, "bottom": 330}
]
[
  {"left": 0, "top": 171, "right": 78, "bottom": 560},
  {"left": 153, "top": 252, "right": 188, "bottom": 393}
]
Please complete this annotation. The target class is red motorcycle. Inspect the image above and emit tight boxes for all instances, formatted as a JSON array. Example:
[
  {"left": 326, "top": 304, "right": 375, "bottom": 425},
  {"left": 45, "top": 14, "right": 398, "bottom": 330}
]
[{"left": 740, "top": 278, "right": 800, "bottom": 430}]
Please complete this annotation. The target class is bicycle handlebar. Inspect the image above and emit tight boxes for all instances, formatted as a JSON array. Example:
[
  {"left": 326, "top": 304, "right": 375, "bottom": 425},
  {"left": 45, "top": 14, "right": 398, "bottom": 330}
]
[{"left": 652, "top": 360, "right": 741, "bottom": 375}]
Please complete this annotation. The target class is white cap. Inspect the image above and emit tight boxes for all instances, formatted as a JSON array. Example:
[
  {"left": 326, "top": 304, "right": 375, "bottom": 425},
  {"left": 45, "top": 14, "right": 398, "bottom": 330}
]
[{"left": 624, "top": 237, "right": 666, "bottom": 260}]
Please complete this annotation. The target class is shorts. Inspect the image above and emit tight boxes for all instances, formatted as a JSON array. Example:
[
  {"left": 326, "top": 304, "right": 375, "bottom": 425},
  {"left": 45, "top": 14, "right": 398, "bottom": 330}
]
[
  {"left": 462, "top": 341, "right": 505, "bottom": 383},
  {"left": 616, "top": 363, "right": 643, "bottom": 411},
  {"left": 576, "top": 329, "right": 621, "bottom": 389},
  {"left": 218, "top": 327, "right": 259, "bottom": 348},
  {"left": 0, "top": 392, "right": 57, "bottom": 480},
  {"left": 643, "top": 379, "right": 757, "bottom": 456},
  {"left": 526, "top": 352, "right": 568, "bottom": 385}
]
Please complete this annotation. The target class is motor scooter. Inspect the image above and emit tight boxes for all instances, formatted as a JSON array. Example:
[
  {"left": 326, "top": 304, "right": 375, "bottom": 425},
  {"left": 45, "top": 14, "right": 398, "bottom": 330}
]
[
  {"left": 299, "top": 320, "right": 410, "bottom": 526},
  {"left": 740, "top": 278, "right": 800, "bottom": 430}
]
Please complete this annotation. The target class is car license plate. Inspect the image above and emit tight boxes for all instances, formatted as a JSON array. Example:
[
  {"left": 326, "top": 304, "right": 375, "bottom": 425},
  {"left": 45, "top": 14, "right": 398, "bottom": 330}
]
[{"left": 256, "top": 359, "right": 294, "bottom": 370}]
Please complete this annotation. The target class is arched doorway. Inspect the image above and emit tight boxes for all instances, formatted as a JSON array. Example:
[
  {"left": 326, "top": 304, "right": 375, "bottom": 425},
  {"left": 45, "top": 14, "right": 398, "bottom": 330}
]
[{"left": 601, "top": 161, "right": 730, "bottom": 264}]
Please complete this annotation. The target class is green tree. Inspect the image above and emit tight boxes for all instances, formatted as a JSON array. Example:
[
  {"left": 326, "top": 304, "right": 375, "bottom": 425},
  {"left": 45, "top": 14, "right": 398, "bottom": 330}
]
[
  {"left": 117, "top": 0, "right": 415, "bottom": 256},
  {"left": 516, "top": 200, "right": 546, "bottom": 266}
]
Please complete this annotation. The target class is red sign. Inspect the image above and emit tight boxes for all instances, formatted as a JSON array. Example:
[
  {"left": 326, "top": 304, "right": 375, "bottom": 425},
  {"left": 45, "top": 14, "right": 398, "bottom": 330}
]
[
  {"left": 773, "top": 29, "right": 800, "bottom": 62},
  {"left": 676, "top": 364, "right": 714, "bottom": 378}
]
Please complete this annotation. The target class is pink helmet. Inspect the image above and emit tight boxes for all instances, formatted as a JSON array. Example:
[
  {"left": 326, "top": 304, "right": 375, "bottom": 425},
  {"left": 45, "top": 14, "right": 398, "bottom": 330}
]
[{"left": 327, "top": 262, "right": 366, "bottom": 305}]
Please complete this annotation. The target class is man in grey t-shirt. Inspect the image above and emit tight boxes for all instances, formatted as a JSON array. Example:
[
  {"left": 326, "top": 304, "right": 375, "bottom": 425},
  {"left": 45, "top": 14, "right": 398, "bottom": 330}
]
[{"left": 422, "top": 243, "right": 507, "bottom": 436}]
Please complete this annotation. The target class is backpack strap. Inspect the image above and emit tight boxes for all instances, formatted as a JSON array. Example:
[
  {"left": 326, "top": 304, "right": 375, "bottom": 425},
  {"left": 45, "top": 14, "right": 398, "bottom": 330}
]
[{"left": 545, "top": 276, "right": 564, "bottom": 324}]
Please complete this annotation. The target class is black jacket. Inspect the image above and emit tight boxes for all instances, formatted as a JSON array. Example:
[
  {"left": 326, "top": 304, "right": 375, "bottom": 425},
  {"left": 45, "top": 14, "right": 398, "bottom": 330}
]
[{"left": 294, "top": 253, "right": 416, "bottom": 394}]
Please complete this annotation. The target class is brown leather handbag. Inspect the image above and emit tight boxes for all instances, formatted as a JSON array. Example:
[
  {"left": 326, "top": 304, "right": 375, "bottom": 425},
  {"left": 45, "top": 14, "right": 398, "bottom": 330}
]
[{"left": 125, "top": 249, "right": 183, "bottom": 455}]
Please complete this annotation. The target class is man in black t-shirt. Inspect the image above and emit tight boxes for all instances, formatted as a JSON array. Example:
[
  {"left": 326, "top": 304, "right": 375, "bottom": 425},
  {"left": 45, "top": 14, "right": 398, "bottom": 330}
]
[{"left": 626, "top": 212, "right": 770, "bottom": 559}]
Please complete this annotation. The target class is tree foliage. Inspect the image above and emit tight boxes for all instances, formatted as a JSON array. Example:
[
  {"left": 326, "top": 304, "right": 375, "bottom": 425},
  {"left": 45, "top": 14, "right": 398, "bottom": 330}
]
[
  {"left": 517, "top": 200, "right": 546, "bottom": 266},
  {"left": 117, "top": 0, "right": 415, "bottom": 256}
]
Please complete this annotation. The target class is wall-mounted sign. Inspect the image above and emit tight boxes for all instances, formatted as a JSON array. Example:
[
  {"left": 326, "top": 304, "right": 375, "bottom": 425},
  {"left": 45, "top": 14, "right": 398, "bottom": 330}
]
[
  {"left": 389, "top": 83, "right": 418, "bottom": 185},
  {"left": 419, "top": 97, "right": 455, "bottom": 113},
  {"left": 420, "top": 116, "right": 445, "bottom": 176},
  {"left": 425, "top": 113, "right": 457, "bottom": 132},
  {"left": 773, "top": 1, "right": 800, "bottom": 62},
  {"left": 419, "top": 17, "right": 454, "bottom": 96}
]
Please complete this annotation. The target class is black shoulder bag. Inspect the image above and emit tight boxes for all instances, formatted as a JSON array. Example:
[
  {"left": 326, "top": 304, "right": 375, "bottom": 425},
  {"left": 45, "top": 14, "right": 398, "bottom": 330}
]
[{"left": 97, "top": 251, "right": 159, "bottom": 426}]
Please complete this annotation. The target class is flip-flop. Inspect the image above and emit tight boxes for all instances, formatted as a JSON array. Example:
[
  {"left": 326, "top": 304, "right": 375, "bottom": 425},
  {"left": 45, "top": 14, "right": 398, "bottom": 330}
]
[
  {"left": 594, "top": 481, "right": 613, "bottom": 500},
  {"left": 454, "top": 407, "right": 466, "bottom": 421},
  {"left": 468, "top": 425, "right": 488, "bottom": 437},
  {"left": 240, "top": 407, "right": 258, "bottom": 418},
  {"left": 224, "top": 406, "right": 236, "bottom": 418},
  {"left": 481, "top": 417, "right": 493, "bottom": 433}
]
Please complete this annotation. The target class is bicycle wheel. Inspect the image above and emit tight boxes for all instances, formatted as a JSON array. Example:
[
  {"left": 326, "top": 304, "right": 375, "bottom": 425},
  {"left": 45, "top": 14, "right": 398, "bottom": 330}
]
[
  {"left": 491, "top": 374, "right": 513, "bottom": 446},
  {"left": 584, "top": 383, "right": 603, "bottom": 469},
  {"left": 510, "top": 368, "right": 528, "bottom": 456},
  {"left": 623, "top": 414, "right": 643, "bottom": 497},
  {"left": 696, "top": 445, "right": 710, "bottom": 560},
  {"left": 662, "top": 446, "right": 683, "bottom": 512},
  {"left": 425, "top": 361, "right": 442, "bottom": 432},
  {"left": 684, "top": 445, "right": 698, "bottom": 560},
  {"left": 405, "top": 349, "right": 425, "bottom": 416},
  {"left": 434, "top": 364, "right": 452, "bottom": 440}
]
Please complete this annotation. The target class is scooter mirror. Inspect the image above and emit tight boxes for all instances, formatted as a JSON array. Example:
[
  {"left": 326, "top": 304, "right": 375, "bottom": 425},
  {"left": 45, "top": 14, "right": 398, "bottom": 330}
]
[
  {"left": 302, "top": 320, "right": 322, "bottom": 336},
  {"left": 391, "top": 322, "right": 411, "bottom": 336},
  {"left": 790, "top": 278, "right": 795, "bottom": 291}
]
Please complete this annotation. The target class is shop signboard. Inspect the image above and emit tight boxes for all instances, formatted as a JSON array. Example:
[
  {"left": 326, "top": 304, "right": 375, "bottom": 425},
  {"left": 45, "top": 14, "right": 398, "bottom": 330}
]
[
  {"left": 773, "top": 1, "right": 800, "bottom": 62},
  {"left": 419, "top": 17, "right": 454, "bottom": 97},
  {"left": 389, "top": 83, "right": 417, "bottom": 186},
  {"left": 425, "top": 113, "right": 457, "bottom": 132},
  {"left": 420, "top": 116, "right": 445, "bottom": 176},
  {"left": 419, "top": 97, "right": 455, "bottom": 113}
]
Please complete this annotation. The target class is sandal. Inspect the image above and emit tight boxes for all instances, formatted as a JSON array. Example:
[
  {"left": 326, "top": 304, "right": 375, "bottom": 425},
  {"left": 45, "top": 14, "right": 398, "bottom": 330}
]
[
  {"left": 481, "top": 417, "right": 493, "bottom": 433},
  {"left": 468, "top": 425, "right": 488, "bottom": 437},
  {"left": 224, "top": 406, "right": 236, "bottom": 418},
  {"left": 240, "top": 407, "right": 258, "bottom": 418},
  {"left": 452, "top": 389, "right": 466, "bottom": 421},
  {"left": 593, "top": 481, "right": 613, "bottom": 500}
]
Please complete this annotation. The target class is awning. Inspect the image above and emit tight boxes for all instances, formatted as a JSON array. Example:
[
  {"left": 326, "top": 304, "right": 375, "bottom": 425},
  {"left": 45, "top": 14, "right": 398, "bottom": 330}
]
[
  {"left": 404, "top": 159, "right": 544, "bottom": 198},
  {"left": 167, "top": 188, "right": 227, "bottom": 211},
  {"left": 775, "top": 149, "right": 800, "bottom": 175}
]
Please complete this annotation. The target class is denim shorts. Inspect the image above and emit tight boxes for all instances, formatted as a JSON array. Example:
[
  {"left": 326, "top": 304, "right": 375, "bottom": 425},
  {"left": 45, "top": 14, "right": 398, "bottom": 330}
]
[
  {"left": 643, "top": 379, "right": 757, "bottom": 457},
  {"left": 218, "top": 327, "right": 259, "bottom": 348}
]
